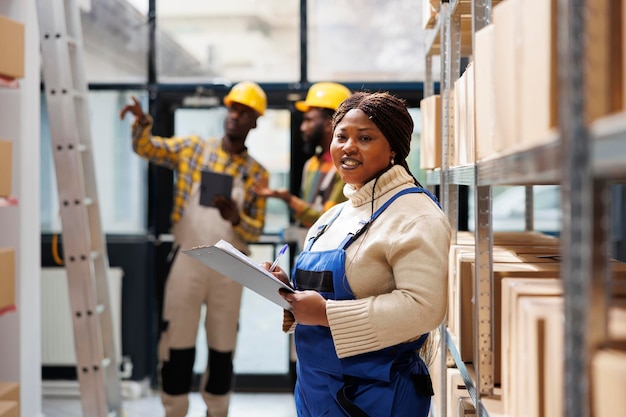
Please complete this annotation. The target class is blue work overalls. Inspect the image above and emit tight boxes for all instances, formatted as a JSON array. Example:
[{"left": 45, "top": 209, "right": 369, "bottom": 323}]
[{"left": 292, "top": 187, "right": 438, "bottom": 417}]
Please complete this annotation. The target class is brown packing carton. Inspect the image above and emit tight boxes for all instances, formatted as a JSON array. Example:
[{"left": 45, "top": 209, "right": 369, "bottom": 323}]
[
  {"left": 420, "top": 95, "right": 441, "bottom": 170},
  {"left": 422, "top": 0, "right": 438, "bottom": 29},
  {"left": 457, "top": 397, "right": 476, "bottom": 416},
  {"left": 0, "top": 140, "right": 12, "bottom": 197},
  {"left": 592, "top": 348, "right": 626, "bottom": 417},
  {"left": 0, "top": 15, "right": 24, "bottom": 79},
  {"left": 0, "top": 249, "right": 15, "bottom": 314},
  {"left": 0, "top": 383, "right": 18, "bottom": 417},
  {"left": 447, "top": 245, "right": 521, "bottom": 347},
  {"left": 0, "top": 383, "right": 18, "bottom": 402},
  {"left": 446, "top": 368, "right": 465, "bottom": 417},
  {"left": 543, "top": 306, "right": 564, "bottom": 417},
  {"left": 454, "top": 230, "right": 560, "bottom": 247},
  {"left": 500, "top": 278, "right": 562, "bottom": 417},
  {"left": 610, "top": 303, "right": 626, "bottom": 340},
  {"left": 454, "top": 255, "right": 561, "bottom": 369},
  {"left": 453, "top": 76, "right": 463, "bottom": 167},
  {"left": 464, "top": 64, "right": 475, "bottom": 165},
  {"left": 447, "top": 369, "right": 473, "bottom": 417},
  {"left": 520, "top": 0, "right": 558, "bottom": 150},
  {"left": 516, "top": 297, "right": 563, "bottom": 417},
  {"left": 474, "top": 25, "right": 496, "bottom": 161},
  {"left": 0, "top": 401, "right": 18, "bottom": 417},
  {"left": 585, "top": 0, "right": 623, "bottom": 121},
  {"left": 493, "top": 0, "right": 521, "bottom": 155}
]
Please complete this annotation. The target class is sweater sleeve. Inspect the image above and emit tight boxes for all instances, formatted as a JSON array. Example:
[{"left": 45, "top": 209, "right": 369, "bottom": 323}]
[{"left": 326, "top": 213, "right": 452, "bottom": 358}]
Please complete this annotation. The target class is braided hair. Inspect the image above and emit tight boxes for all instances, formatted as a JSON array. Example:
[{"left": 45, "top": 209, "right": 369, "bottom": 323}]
[{"left": 332, "top": 91, "right": 422, "bottom": 187}]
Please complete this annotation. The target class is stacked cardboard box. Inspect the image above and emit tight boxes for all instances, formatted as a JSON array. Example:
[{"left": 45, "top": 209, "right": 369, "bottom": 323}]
[
  {"left": 0, "top": 140, "right": 12, "bottom": 197},
  {"left": 0, "top": 248, "right": 15, "bottom": 315},
  {"left": 420, "top": 94, "right": 441, "bottom": 169},
  {"left": 592, "top": 347, "right": 626, "bottom": 417},
  {"left": 0, "top": 382, "right": 18, "bottom": 417},
  {"left": 0, "top": 15, "right": 24, "bottom": 80}
]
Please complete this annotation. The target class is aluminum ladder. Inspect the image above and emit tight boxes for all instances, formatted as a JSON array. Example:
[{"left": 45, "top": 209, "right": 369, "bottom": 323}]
[{"left": 36, "top": 1, "right": 123, "bottom": 415}]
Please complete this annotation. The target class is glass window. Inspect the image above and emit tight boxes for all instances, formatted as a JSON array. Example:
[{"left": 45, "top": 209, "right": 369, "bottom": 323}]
[
  {"left": 80, "top": 1, "right": 149, "bottom": 83},
  {"left": 308, "top": 0, "right": 428, "bottom": 82},
  {"left": 467, "top": 185, "right": 561, "bottom": 234},
  {"left": 41, "top": 91, "right": 148, "bottom": 234},
  {"left": 156, "top": 1, "right": 300, "bottom": 82}
]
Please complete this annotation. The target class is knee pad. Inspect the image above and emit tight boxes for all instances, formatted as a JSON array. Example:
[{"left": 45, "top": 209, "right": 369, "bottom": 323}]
[
  {"left": 205, "top": 348, "right": 234, "bottom": 395},
  {"left": 162, "top": 347, "right": 196, "bottom": 395}
]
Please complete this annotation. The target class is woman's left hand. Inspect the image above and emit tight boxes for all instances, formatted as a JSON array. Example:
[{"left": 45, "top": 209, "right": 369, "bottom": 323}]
[{"left": 279, "top": 289, "right": 329, "bottom": 327}]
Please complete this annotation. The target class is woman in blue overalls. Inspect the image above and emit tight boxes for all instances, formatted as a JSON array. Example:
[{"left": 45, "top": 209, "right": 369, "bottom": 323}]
[{"left": 265, "top": 92, "right": 452, "bottom": 417}]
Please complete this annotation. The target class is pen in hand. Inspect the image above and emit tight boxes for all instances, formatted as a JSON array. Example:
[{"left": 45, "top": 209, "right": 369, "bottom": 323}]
[{"left": 269, "top": 243, "right": 289, "bottom": 272}]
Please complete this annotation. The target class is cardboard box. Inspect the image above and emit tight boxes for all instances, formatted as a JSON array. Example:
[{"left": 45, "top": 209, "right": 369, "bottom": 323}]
[
  {"left": 0, "top": 15, "right": 24, "bottom": 79},
  {"left": 465, "top": 64, "right": 475, "bottom": 165},
  {"left": 592, "top": 348, "right": 626, "bottom": 417},
  {"left": 493, "top": 0, "right": 521, "bottom": 155},
  {"left": 453, "top": 256, "right": 561, "bottom": 372},
  {"left": 585, "top": 0, "right": 623, "bottom": 121},
  {"left": 474, "top": 25, "right": 495, "bottom": 161},
  {"left": 0, "top": 248, "right": 16, "bottom": 314},
  {"left": 453, "top": 74, "right": 464, "bottom": 167},
  {"left": 543, "top": 306, "right": 565, "bottom": 417},
  {"left": 420, "top": 94, "right": 441, "bottom": 170},
  {"left": 0, "top": 383, "right": 18, "bottom": 417},
  {"left": 447, "top": 237, "right": 561, "bottom": 361},
  {"left": 0, "top": 140, "right": 12, "bottom": 197},
  {"left": 446, "top": 368, "right": 464, "bottom": 417},
  {"left": 447, "top": 369, "right": 472, "bottom": 417},
  {"left": 0, "top": 383, "right": 18, "bottom": 402},
  {"left": 458, "top": 397, "right": 476, "bottom": 416},
  {"left": 0, "top": 401, "right": 18, "bottom": 417},
  {"left": 454, "top": 230, "right": 560, "bottom": 247},
  {"left": 516, "top": 297, "right": 564, "bottom": 417},
  {"left": 422, "top": 0, "right": 438, "bottom": 29},
  {"left": 520, "top": 0, "right": 558, "bottom": 150},
  {"left": 501, "top": 278, "right": 562, "bottom": 416}
]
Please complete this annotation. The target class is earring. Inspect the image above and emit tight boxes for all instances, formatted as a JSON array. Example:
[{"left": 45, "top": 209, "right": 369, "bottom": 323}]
[{"left": 391, "top": 157, "right": 395, "bottom": 165}]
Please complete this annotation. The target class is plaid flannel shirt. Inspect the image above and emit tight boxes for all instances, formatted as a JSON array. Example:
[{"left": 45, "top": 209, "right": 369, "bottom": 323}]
[{"left": 132, "top": 118, "right": 268, "bottom": 242}]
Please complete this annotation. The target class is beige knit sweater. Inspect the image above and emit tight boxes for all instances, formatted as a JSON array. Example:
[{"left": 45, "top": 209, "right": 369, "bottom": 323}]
[{"left": 289, "top": 165, "right": 452, "bottom": 359}]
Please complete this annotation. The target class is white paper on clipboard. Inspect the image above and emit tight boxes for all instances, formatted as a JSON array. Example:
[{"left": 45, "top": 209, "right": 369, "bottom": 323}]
[{"left": 183, "top": 239, "right": 294, "bottom": 310}]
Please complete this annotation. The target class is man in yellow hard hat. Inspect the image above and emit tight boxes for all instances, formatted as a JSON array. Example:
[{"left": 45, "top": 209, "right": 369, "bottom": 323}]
[
  {"left": 255, "top": 82, "right": 352, "bottom": 247},
  {"left": 120, "top": 81, "right": 269, "bottom": 417}
]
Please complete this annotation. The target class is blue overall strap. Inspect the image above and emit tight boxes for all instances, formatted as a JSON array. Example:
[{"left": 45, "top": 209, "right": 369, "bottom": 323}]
[
  {"left": 340, "top": 187, "right": 432, "bottom": 250},
  {"left": 304, "top": 203, "right": 346, "bottom": 251}
]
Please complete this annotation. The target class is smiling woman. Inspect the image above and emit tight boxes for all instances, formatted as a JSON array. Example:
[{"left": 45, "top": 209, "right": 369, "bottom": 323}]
[{"left": 265, "top": 91, "right": 452, "bottom": 417}]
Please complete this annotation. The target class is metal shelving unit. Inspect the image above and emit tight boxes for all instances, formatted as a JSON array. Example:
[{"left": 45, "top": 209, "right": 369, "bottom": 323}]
[{"left": 423, "top": 0, "right": 626, "bottom": 416}]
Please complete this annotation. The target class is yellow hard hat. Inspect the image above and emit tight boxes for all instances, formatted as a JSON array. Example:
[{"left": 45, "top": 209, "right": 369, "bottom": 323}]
[
  {"left": 295, "top": 82, "right": 352, "bottom": 112},
  {"left": 223, "top": 81, "right": 267, "bottom": 116}
]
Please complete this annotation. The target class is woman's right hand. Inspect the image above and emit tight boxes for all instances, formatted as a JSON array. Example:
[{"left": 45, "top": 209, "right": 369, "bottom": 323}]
[{"left": 260, "top": 262, "right": 291, "bottom": 287}]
